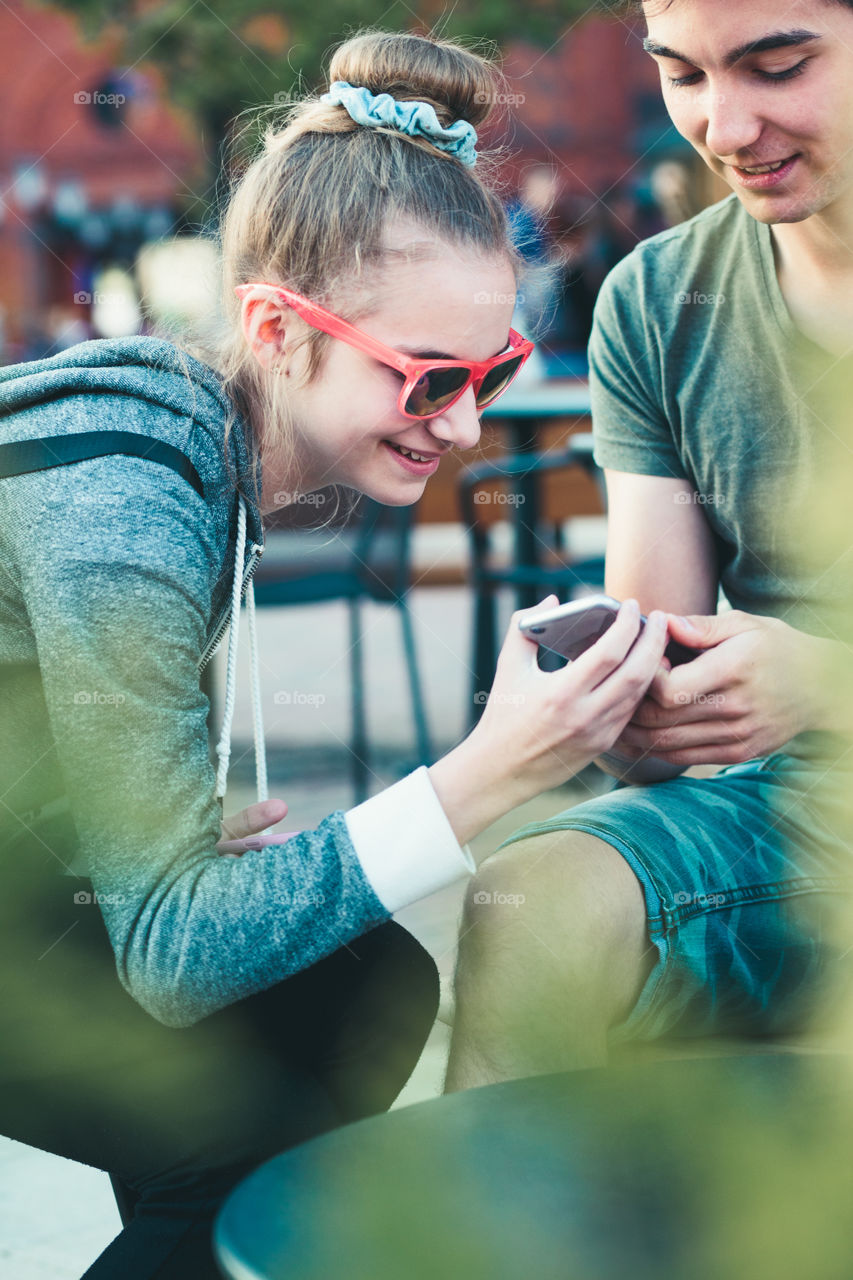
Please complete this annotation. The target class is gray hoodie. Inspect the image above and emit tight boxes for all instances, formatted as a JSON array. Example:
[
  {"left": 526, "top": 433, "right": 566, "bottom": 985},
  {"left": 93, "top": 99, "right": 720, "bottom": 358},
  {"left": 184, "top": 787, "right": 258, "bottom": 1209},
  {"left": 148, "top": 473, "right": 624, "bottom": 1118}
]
[{"left": 0, "top": 335, "right": 397, "bottom": 1027}]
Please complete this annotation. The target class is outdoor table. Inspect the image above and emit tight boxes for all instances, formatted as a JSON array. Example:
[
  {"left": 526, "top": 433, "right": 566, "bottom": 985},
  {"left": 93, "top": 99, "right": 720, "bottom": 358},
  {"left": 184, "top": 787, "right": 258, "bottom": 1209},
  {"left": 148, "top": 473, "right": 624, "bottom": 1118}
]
[
  {"left": 481, "top": 378, "right": 594, "bottom": 610},
  {"left": 214, "top": 1052, "right": 853, "bottom": 1280}
]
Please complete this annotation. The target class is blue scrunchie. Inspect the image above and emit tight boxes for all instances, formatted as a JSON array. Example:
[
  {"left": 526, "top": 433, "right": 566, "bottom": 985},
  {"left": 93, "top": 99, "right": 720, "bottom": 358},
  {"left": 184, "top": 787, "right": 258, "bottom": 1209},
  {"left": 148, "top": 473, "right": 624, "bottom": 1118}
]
[{"left": 320, "top": 80, "right": 478, "bottom": 168}]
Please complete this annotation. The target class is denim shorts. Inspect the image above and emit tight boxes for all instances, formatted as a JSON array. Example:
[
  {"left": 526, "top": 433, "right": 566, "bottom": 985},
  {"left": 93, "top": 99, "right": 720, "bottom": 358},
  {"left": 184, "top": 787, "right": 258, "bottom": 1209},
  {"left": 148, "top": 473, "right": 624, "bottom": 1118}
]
[{"left": 498, "top": 741, "right": 853, "bottom": 1044}]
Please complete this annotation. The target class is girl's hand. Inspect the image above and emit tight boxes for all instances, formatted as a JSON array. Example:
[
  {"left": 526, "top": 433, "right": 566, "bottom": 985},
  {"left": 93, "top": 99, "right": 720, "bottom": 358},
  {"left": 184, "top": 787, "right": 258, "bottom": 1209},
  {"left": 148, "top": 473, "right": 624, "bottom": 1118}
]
[
  {"left": 480, "top": 594, "right": 669, "bottom": 790},
  {"left": 217, "top": 798, "right": 299, "bottom": 856},
  {"left": 428, "top": 595, "right": 669, "bottom": 846}
]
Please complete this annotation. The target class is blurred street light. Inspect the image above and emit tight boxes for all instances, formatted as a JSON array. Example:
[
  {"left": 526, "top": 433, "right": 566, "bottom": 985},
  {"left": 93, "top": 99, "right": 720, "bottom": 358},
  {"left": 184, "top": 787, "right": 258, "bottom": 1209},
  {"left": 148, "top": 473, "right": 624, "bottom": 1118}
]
[
  {"left": 52, "top": 179, "right": 89, "bottom": 229},
  {"left": 91, "top": 265, "right": 142, "bottom": 338},
  {"left": 11, "top": 159, "right": 48, "bottom": 212},
  {"left": 136, "top": 235, "right": 219, "bottom": 333}
]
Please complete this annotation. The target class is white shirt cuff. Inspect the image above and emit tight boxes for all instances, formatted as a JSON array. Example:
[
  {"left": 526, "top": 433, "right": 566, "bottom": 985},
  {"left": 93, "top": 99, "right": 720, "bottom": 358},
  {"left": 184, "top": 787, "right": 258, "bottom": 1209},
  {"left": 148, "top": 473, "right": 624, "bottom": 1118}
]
[{"left": 344, "top": 766, "right": 475, "bottom": 913}]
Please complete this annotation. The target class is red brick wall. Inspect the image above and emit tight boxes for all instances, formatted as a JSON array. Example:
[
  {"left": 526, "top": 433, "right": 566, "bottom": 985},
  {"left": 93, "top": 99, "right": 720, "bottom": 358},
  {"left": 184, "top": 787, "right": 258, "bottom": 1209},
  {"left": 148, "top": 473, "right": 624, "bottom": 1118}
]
[
  {"left": 0, "top": 0, "right": 204, "bottom": 345},
  {"left": 497, "top": 14, "right": 674, "bottom": 199}
]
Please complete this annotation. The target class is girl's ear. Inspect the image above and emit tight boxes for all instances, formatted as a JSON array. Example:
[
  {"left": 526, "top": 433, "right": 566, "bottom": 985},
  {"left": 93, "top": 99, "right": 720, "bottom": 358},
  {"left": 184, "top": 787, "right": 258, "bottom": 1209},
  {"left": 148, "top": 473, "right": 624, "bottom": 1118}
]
[{"left": 240, "top": 295, "right": 290, "bottom": 372}]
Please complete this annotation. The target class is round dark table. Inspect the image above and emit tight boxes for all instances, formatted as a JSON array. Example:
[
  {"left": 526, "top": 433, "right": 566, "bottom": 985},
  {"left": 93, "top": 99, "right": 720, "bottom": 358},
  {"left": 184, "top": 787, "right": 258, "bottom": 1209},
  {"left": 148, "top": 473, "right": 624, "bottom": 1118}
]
[{"left": 214, "top": 1053, "right": 853, "bottom": 1280}]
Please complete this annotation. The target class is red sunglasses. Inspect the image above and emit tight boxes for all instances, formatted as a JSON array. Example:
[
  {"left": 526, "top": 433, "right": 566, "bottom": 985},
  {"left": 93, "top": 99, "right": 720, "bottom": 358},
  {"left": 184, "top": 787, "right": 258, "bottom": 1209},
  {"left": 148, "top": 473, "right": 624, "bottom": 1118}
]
[{"left": 235, "top": 282, "right": 535, "bottom": 420}]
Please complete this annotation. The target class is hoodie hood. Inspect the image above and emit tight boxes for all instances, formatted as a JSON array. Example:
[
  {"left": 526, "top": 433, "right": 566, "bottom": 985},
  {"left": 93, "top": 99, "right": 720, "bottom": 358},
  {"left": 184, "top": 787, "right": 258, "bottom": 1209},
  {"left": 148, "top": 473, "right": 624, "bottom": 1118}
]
[
  {"left": 0, "top": 334, "right": 264, "bottom": 545},
  {"left": 0, "top": 334, "right": 268, "bottom": 807}
]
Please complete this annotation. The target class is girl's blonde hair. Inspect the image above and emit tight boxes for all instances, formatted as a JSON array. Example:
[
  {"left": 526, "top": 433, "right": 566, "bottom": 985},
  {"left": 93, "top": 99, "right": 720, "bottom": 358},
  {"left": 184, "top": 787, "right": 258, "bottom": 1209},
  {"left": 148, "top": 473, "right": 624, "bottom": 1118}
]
[{"left": 179, "top": 28, "right": 525, "bottom": 510}]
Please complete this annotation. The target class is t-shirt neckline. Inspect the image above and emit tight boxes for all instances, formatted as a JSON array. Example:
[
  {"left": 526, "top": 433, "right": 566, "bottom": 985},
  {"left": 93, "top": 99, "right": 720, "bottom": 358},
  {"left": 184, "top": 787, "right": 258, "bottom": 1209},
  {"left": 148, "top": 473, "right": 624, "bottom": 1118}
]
[
  {"left": 751, "top": 214, "right": 798, "bottom": 343},
  {"left": 750, "top": 209, "right": 848, "bottom": 364}
]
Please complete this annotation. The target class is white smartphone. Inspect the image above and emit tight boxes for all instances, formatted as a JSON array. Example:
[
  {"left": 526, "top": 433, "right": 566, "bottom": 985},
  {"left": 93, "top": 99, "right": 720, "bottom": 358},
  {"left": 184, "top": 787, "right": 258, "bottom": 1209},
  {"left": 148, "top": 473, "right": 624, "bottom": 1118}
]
[{"left": 518, "top": 594, "right": 696, "bottom": 666}]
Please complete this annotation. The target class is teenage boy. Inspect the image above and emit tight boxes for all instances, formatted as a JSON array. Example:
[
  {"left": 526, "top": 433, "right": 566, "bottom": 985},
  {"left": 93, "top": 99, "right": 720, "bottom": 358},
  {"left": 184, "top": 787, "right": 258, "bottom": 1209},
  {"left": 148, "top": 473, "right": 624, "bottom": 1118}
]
[{"left": 446, "top": 0, "right": 853, "bottom": 1089}]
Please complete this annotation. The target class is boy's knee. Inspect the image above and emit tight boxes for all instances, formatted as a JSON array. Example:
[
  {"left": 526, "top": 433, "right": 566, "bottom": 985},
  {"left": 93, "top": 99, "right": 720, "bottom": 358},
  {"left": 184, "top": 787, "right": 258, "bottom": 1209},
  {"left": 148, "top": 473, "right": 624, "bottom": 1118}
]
[
  {"left": 466, "top": 829, "right": 645, "bottom": 939},
  {"left": 455, "top": 830, "right": 654, "bottom": 1034}
]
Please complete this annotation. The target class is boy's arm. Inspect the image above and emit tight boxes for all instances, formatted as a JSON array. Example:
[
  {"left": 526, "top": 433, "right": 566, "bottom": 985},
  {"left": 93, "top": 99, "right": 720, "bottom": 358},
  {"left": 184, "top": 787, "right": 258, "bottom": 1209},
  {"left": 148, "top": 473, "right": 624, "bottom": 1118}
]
[
  {"left": 594, "top": 469, "right": 719, "bottom": 783},
  {"left": 602, "top": 470, "right": 719, "bottom": 617},
  {"left": 601, "top": 470, "right": 851, "bottom": 766}
]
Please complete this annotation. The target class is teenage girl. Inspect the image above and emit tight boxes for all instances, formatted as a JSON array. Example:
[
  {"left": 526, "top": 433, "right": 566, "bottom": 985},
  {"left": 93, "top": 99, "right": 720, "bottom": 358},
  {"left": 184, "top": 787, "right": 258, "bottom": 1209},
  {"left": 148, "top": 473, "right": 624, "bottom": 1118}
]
[{"left": 0, "top": 29, "right": 667, "bottom": 1278}]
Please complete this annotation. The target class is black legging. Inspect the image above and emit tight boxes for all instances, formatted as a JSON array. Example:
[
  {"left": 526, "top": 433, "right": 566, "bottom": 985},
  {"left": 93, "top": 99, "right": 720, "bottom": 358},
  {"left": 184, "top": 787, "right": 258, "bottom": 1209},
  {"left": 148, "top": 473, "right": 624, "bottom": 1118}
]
[{"left": 0, "top": 855, "right": 440, "bottom": 1278}]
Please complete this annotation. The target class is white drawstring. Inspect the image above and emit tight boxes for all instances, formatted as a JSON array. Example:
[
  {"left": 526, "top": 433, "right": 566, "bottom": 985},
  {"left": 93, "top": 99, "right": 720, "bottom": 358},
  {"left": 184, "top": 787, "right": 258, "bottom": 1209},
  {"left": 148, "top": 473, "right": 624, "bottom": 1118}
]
[
  {"left": 246, "top": 577, "right": 268, "bottom": 802},
  {"left": 214, "top": 498, "right": 246, "bottom": 799},
  {"left": 214, "top": 496, "right": 268, "bottom": 804}
]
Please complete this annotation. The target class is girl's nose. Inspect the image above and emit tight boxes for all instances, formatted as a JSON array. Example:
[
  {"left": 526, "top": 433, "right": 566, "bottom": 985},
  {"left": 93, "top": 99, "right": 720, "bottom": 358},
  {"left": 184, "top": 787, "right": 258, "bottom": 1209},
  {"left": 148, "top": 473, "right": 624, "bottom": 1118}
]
[{"left": 428, "top": 385, "right": 481, "bottom": 452}]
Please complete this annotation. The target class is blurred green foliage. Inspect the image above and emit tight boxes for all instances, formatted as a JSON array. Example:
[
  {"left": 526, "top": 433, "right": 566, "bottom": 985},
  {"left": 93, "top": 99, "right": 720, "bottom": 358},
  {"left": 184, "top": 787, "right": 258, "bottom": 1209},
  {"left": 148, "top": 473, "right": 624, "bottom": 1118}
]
[
  {"left": 44, "top": 0, "right": 608, "bottom": 225},
  {"left": 47, "top": 0, "right": 595, "bottom": 147}
]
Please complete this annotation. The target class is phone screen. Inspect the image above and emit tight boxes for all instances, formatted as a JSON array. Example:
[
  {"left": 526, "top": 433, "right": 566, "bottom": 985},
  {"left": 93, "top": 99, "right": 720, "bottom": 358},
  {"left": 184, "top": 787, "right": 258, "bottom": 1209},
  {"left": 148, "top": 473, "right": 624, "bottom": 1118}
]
[{"left": 521, "top": 597, "right": 696, "bottom": 666}]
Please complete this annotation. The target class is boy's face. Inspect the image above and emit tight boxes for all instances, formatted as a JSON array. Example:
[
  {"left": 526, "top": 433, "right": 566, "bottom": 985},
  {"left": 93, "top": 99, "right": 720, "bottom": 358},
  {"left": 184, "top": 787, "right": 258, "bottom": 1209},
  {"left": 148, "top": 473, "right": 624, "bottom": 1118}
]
[{"left": 642, "top": 0, "right": 853, "bottom": 224}]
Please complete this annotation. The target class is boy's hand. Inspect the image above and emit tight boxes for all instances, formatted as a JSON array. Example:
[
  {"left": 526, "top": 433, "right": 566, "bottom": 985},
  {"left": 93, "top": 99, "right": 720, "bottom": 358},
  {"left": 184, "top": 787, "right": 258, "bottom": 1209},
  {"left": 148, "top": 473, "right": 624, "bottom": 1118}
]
[{"left": 616, "top": 611, "right": 846, "bottom": 765}]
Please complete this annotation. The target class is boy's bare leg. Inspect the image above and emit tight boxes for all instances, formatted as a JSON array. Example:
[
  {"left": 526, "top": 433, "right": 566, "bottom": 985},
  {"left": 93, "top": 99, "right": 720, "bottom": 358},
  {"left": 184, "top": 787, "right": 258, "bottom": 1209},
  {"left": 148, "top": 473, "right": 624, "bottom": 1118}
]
[{"left": 444, "top": 831, "right": 655, "bottom": 1092}]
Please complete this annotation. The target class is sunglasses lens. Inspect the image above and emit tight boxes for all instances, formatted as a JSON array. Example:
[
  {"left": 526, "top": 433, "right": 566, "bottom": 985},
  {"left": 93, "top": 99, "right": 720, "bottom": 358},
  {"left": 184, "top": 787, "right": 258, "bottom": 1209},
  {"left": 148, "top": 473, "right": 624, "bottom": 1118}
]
[
  {"left": 475, "top": 355, "right": 525, "bottom": 407},
  {"left": 405, "top": 366, "right": 471, "bottom": 417}
]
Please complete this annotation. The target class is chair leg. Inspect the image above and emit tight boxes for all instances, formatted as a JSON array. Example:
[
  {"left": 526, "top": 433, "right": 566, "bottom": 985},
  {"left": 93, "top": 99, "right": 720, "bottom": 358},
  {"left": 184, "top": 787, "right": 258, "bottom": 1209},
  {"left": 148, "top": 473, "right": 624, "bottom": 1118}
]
[
  {"left": 397, "top": 600, "right": 432, "bottom": 767},
  {"left": 348, "top": 598, "right": 370, "bottom": 804},
  {"left": 471, "top": 581, "right": 498, "bottom": 727}
]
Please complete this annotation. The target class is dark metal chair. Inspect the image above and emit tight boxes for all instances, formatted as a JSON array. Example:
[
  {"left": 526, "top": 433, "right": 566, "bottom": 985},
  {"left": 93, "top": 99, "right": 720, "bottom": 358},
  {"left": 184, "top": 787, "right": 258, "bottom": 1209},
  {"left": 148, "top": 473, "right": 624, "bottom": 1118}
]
[
  {"left": 249, "top": 495, "right": 432, "bottom": 803},
  {"left": 458, "top": 435, "right": 607, "bottom": 720}
]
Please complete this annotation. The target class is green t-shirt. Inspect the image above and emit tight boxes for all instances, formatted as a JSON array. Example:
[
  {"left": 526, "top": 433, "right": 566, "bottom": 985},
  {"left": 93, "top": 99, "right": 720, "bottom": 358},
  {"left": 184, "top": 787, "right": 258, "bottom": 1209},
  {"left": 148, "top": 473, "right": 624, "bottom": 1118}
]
[{"left": 589, "top": 194, "right": 852, "bottom": 647}]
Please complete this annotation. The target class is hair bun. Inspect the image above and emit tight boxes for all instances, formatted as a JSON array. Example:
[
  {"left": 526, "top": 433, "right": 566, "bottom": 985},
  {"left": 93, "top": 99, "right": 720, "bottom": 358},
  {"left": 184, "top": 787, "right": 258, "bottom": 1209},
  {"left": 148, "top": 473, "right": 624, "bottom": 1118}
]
[{"left": 327, "top": 31, "right": 501, "bottom": 133}]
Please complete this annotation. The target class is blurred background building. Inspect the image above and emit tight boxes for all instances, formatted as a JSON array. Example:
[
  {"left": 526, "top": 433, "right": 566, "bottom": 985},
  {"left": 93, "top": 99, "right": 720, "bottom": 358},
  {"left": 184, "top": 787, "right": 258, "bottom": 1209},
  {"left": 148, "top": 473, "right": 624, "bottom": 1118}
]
[
  {"left": 0, "top": 0, "right": 728, "bottom": 371},
  {"left": 0, "top": 1, "right": 203, "bottom": 363}
]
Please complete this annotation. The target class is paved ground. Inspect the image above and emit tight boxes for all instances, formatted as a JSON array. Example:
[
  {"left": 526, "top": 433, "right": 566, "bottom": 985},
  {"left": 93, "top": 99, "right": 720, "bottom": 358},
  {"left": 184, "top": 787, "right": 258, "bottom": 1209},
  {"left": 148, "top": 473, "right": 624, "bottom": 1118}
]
[{"left": 1, "top": 572, "right": 614, "bottom": 1278}]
